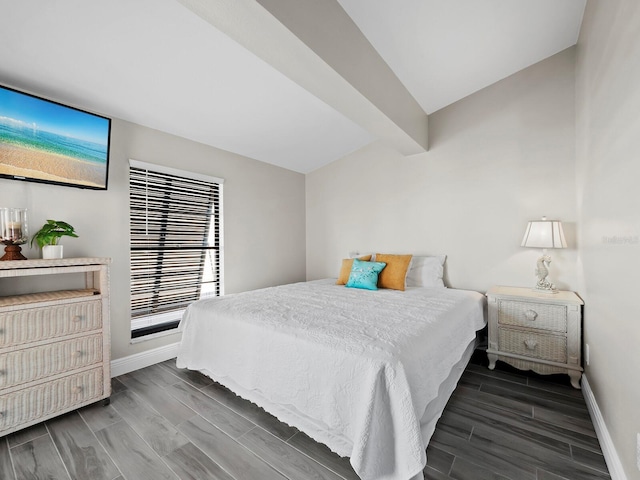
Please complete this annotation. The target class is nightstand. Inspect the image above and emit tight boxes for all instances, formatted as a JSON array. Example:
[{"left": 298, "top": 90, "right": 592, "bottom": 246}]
[{"left": 486, "top": 286, "right": 584, "bottom": 389}]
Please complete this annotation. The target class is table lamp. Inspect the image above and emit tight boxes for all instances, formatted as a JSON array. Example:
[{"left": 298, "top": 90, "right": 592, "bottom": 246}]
[{"left": 521, "top": 216, "right": 566, "bottom": 293}]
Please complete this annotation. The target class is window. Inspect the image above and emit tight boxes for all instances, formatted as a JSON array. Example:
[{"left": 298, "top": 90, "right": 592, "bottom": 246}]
[{"left": 129, "top": 159, "right": 223, "bottom": 338}]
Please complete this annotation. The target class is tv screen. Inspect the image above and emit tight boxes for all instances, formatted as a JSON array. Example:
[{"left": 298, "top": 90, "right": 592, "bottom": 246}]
[{"left": 0, "top": 84, "right": 111, "bottom": 190}]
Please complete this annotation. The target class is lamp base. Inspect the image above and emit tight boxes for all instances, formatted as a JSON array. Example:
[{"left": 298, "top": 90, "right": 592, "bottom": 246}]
[
  {"left": 1, "top": 244, "right": 28, "bottom": 261},
  {"left": 533, "top": 253, "right": 558, "bottom": 293},
  {"left": 533, "top": 285, "right": 559, "bottom": 294}
]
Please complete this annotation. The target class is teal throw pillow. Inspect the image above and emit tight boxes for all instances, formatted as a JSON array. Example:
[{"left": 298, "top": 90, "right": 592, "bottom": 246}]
[{"left": 345, "top": 258, "right": 387, "bottom": 290}]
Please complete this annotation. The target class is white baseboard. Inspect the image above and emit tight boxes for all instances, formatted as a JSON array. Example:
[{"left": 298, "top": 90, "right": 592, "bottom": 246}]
[
  {"left": 110, "top": 342, "right": 180, "bottom": 377},
  {"left": 582, "top": 374, "right": 628, "bottom": 480}
]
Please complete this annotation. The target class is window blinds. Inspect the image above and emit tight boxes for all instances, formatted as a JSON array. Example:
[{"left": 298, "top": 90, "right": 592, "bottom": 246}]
[{"left": 129, "top": 161, "right": 223, "bottom": 323}]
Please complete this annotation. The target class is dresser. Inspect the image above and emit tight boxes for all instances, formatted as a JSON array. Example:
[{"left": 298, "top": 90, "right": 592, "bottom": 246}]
[
  {"left": 0, "top": 257, "right": 111, "bottom": 436},
  {"left": 486, "top": 285, "right": 583, "bottom": 389}
]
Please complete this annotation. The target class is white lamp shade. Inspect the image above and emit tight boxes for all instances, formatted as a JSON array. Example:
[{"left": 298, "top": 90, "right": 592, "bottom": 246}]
[{"left": 521, "top": 219, "right": 567, "bottom": 249}]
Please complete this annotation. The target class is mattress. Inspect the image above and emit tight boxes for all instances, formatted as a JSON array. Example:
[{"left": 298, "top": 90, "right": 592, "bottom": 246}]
[{"left": 177, "top": 279, "right": 486, "bottom": 480}]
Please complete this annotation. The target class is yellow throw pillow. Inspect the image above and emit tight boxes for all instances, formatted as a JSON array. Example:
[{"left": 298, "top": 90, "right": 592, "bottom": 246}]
[
  {"left": 375, "top": 253, "right": 413, "bottom": 291},
  {"left": 336, "top": 255, "right": 372, "bottom": 285}
]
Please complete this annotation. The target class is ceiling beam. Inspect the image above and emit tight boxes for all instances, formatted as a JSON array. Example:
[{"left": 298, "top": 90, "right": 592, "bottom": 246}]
[{"left": 176, "top": 0, "right": 428, "bottom": 156}]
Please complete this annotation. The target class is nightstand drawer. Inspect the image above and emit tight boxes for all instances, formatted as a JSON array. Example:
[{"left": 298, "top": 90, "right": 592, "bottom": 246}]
[
  {"left": 498, "top": 328, "right": 567, "bottom": 363},
  {"left": 497, "top": 299, "right": 566, "bottom": 333}
]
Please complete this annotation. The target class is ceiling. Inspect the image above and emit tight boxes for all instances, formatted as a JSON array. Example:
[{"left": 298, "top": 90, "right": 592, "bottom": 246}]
[
  {"left": 337, "top": 0, "right": 586, "bottom": 114},
  {"left": 0, "top": 0, "right": 586, "bottom": 174}
]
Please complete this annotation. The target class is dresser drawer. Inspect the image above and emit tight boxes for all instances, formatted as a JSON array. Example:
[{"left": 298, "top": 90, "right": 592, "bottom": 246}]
[
  {"left": 498, "top": 328, "right": 567, "bottom": 363},
  {"left": 0, "top": 300, "right": 102, "bottom": 348},
  {"left": 0, "top": 334, "right": 103, "bottom": 389},
  {"left": 0, "top": 367, "right": 104, "bottom": 432},
  {"left": 497, "top": 299, "right": 567, "bottom": 333}
]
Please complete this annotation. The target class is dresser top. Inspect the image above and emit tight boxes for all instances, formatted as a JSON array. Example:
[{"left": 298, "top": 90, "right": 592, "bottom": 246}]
[
  {"left": 0, "top": 257, "right": 111, "bottom": 271},
  {"left": 486, "top": 285, "right": 583, "bottom": 305}
]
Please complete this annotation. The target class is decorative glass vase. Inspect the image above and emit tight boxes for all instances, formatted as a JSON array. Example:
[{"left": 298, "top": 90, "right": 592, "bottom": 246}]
[{"left": 0, "top": 208, "right": 29, "bottom": 261}]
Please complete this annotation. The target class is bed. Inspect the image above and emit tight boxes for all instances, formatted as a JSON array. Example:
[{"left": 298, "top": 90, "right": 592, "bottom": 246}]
[{"left": 177, "top": 278, "right": 486, "bottom": 480}]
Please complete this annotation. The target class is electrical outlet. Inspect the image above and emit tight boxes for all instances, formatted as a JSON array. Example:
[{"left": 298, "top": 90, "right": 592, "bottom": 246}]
[
  {"left": 637, "top": 433, "right": 640, "bottom": 471},
  {"left": 585, "top": 343, "right": 590, "bottom": 366}
]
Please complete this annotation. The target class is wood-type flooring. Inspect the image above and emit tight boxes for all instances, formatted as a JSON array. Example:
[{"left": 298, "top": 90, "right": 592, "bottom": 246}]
[{"left": 0, "top": 353, "right": 611, "bottom": 480}]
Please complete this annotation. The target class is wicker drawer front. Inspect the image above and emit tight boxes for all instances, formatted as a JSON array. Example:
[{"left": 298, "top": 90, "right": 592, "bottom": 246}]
[
  {"left": 0, "top": 367, "right": 104, "bottom": 432},
  {"left": 497, "top": 300, "right": 566, "bottom": 333},
  {"left": 498, "top": 328, "right": 567, "bottom": 363},
  {"left": 0, "top": 334, "right": 103, "bottom": 389},
  {"left": 0, "top": 300, "right": 102, "bottom": 347}
]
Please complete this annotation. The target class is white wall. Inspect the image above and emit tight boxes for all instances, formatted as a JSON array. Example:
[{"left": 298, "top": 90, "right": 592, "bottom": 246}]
[
  {"left": 576, "top": 1, "right": 640, "bottom": 477},
  {"left": 0, "top": 117, "right": 306, "bottom": 361},
  {"left": 307, "top": 48, "right": 578, "bottom": 293}
]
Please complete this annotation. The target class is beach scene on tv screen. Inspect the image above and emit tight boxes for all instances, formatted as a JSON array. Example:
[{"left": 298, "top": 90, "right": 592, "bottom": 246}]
[{"left": 0, "top": 87, "right": 109, "bottom": 188}]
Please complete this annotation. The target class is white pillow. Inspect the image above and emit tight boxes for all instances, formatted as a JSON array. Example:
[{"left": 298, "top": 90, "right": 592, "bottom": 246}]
[
  {"left": 349, "top": 251, "right": 375, "bottom": 259},
  {"left": 405, "top": 255, "right": 446, "bottom": 288}
]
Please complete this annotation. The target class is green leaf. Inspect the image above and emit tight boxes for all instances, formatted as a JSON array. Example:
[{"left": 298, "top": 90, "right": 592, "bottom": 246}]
[{"left": 30, "top": 220, "right": 79, "bottom": 248}]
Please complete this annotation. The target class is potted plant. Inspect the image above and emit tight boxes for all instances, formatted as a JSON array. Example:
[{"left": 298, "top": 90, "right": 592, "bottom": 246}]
[{"left": 31, "top": 220, "right": 78, "bottom": 259}]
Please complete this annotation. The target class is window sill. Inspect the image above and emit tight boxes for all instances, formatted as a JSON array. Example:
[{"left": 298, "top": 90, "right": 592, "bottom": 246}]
[{"left": 130, "top": 327, "right": 181, "bottom": 344}]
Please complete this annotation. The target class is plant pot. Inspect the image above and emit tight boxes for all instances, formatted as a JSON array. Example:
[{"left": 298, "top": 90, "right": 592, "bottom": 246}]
[{"left": 43, "top": 245, "right": 63, "bottom": 259}]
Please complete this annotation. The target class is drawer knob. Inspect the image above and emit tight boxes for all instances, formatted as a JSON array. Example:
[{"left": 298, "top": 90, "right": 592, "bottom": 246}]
[
  {"left": 524, "top": 339, "right": 538, "bottom": 350},
  {"left": 72, "top": 316, "right": 83, "bottom": 323},
  {"left": 524, "top": 310, "right": 538, "bottom": 321},
  {"left": 71, "top": 386, "right": 83, "bottom": 395},
  {"left": 71, "top": 351, "right": 82, "bottom": 359}
]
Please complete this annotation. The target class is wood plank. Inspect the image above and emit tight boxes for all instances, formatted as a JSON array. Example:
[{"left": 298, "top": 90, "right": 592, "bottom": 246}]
[
  {"left": 117, "top": 370, "right": 196, "bottom": 426},
  {"left": 437, "top": 410, "right": 474, "bottom": 440},
  {"left": 537, "top": 468, "right": 572, "bottom": 480},
  {"left": 525, "top": 375, "right": 585, "bottom": 399},
  {"left": 7, "top": 423, "right": 48, "bottom": 448},
  {"left": 128, "top": 363, "right": 186, "bottom": 389},
  {"left": 237, "top": 426, "right": 344, "bottom": 480},
  {"left": 78, "top": 402, "right": 122, "bottom": 433},
  {"left": 201, "top": 382, "right": 298, "bottom": 440},
  {"left": 423, "top": 464, "right": 452, "bottom": 480},
  {"left": 287, "top": 431, "right": 360, "bottom": 480},
  {"left": 464, "top": 362, "right": 529, "bottom": 385},
  {"left": 460, "top": 370, "right": 529, "bottom": 391},
  {"left": 11, "top": 434, "right": 70, "bottom": 480},
  {"left": 447, "top": 399, "right": 601, "bottom": 454},
  {"left": 441, "top": 409, "right": 572, "bottom": 458},
  {"left": 159, "top": 360, "right": 214, "bottom": 388},
  {"left": 533, "top": 405, "right": 599, "bottom": 438},
  {"left": 424, "top": 444, "right": 454, "bottom": 476},
  {"left": 430, "top": 429, "right": 537, "bottom": 480},
  {"left": 469, "top": 425, "right": 610, "bottom": 480},
  {"left": 478, "top": 383, "right": 589, "bottom": 418},
  {"left": 571, "top": 445, "right": 610, "bottom": 474},
  {"left": 111, "top": 377, "right": 128, "bottom": 395},
  {"left": 109, "top": 390, "right": 190, "bottom": 456},
  {"left": 163, "top": 442, "right": 235, "bottom": 480},
  {"left": 166, "top": 381, "right": 255, "bottom": 439},
  {"left": 449, "top": 456, "right": 511, "bottom": 480},
  {"left": 178, "top": 417, "right": 288, "bottom": 480},
  {"left": 94, "top": 421, "right": 178, "bottom": 480},
  {"left": 449, "top": 385, "right": 533, "bottom": 417},
  {"left": 0, "top": 437, "right": 15, "bottom": 480},
  {"left": 47, "top": 411, "right": 120, "bottom": 480}
]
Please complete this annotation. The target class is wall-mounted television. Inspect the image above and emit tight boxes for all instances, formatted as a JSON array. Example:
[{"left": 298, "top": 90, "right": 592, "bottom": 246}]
[{"left": 0, "top": 84, "right": 111, "bottom": 190}]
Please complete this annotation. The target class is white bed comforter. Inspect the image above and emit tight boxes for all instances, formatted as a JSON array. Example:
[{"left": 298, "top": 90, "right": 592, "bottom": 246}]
[{"left": 177, "top": 279, "right": 485, "bottom": 480}]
